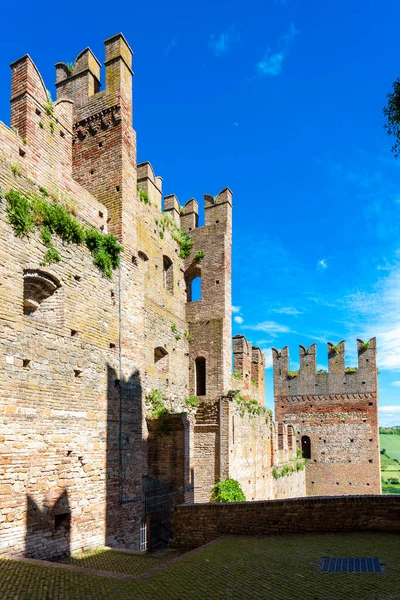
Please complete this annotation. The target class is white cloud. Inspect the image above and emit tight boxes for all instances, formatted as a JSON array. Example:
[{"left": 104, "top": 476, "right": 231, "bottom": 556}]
[
  {"left": 318, "top": 258, "right": 328, "bottom": 270},
  {"left": 271, "top": 306, "right": 302, "bottom": 315},
  {"left": 391, "top": 381, "right": 400, "bottom": 387},
  {"left": 232, "top": 305, "right": 241, "bottom": 313},
  {"left": 234, "top": 316, "right": 244, "bottom": 324},
  {"left": 208, "top": 28, "right": 239, "bottom": 57},
  {"left": 379, "top": 405, "right": 400, "bottom": 413},
  {"left": 257, "top": 22, "right": 297, "bottom": 77},
  {"left": 243, "top": 321, "right": 291, "bottom": 335},
  {"left": 344, "top": 267, "right": 400, "bottom": 370},
  {"left": 378, "top": 406, "right": 400, "bottom": 427}
]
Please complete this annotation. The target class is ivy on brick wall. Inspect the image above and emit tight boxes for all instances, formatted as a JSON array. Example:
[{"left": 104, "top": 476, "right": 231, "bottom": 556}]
[{"left": 4, "top": 188, "right": 123, "bottom": 278}]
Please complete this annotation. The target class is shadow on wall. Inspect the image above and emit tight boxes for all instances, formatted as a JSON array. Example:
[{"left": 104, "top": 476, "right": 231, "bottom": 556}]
[
  {"left": 106, "top": 363, "right": 144, "bottom": 548},
  {"left": 24, "top": 363, "right": 144, "bottom": 558},
  {"left": 25, "top": 489, "right": 71, "bottom": 559}
]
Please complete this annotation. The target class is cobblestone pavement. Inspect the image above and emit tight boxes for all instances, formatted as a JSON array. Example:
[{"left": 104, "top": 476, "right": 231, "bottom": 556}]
[{"left": 0, "top": 532, "right": 399, "bottom": 599}]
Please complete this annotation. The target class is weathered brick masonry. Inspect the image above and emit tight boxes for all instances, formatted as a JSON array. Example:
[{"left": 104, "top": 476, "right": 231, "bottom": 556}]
[
  {"left": 0, "top": 33, "right": 380, "bottom": 561},
  {"left": 172, "top": 495, "right": 400, "bottom": 549},
  {"left": 0, "top": 33, "right": 283, "bottom": 560},
  {"left": 273, "top": 340, "right": 381, "bottom": 496}
]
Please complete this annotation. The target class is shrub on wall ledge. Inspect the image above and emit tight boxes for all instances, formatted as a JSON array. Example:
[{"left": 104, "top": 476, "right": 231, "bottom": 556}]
[
  {"left": 4, "top": 188, "right": 123, "bottom": 278},
  {"left": 210, "top": 478, "right": 246, "bottom": 503}
]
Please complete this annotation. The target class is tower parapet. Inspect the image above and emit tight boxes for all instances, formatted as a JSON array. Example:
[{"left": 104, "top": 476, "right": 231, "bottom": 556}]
[
  {"left": 273, "top": 338, "right": 380, "bottom": 497},
  {"left": 232, "top": 335, "right": 265, "bottom": 404},
  {"left": 273, "top": 338, "right": 377, "bottom": 398}
]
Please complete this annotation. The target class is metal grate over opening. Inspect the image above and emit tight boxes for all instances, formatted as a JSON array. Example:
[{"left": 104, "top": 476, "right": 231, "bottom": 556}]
[{"left": 320, "top": 558, "right": 383, "bottom": 573}]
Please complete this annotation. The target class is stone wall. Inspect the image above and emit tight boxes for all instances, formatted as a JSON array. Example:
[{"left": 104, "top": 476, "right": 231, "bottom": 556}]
[
  {"left": 273, "top": 340, "right": 381, "bottom": 496},
  {"left": 192, "top": 399, "right": 305, "bottom": 503},
  {"left": 172, "top": 495, "right": 400, "bottom": 549}
]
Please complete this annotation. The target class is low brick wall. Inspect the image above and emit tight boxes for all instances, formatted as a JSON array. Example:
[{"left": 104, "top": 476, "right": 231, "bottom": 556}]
[{"left": 172, "top": 495, "right": 400, "bottom": 549}]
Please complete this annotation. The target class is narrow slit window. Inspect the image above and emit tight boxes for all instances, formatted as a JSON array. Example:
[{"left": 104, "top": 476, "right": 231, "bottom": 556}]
[{"left": 195, "top": 357, "right": 206, "bottom": 396}]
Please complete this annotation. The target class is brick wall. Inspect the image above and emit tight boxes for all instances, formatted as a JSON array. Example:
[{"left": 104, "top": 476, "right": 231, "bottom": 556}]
[
  {"left": 172, "top": 495, "right": 400, "bottom": 549},
  {"left": 273, "top": 340, "right": 381, "bottom": 496}
]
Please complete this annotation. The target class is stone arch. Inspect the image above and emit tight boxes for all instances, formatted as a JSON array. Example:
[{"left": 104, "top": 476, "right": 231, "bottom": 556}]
[{"left": 185, "top": 263, "right": 202, "bottom": 302}]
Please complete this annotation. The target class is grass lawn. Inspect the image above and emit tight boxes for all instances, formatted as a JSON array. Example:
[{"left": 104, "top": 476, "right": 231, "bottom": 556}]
[
  {"left": 380, "top": 434, "right": 400, "bottom": 494},
  {"left": 380, "top": 433, "right": 400, "bottom": 461},
  {"left": 1, "top": 533, "right": 400, "bottom": 599}
]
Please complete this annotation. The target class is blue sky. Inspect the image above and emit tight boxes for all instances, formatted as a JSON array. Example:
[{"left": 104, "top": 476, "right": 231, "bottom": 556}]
[{"left": 1, "top": 0, "right": 400, "bottom": 425}]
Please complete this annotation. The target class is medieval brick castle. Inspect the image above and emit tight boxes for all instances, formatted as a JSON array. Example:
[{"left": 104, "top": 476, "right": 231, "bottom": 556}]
[{"left": 0, "top": 34, "right": 381, "bottom": 559}]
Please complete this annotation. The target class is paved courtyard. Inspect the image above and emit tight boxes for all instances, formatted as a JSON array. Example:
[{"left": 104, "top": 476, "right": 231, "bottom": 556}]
[{"left": 0, "top": 532, "right": 399, "bottom": 599}]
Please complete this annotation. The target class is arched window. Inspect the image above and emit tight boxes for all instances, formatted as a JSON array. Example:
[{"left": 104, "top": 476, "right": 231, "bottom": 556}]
[
  {"left": 301, "top": 435, "right": 311, "bottom": 459},
  {"left": 138, "top": 251, "right": 149, "bottom": 262},
  {"left": 195, "top": 357, "right": 206, "bottom": 396},
  {"left": 23, "top": 269, "right": 62, "bottom": 325},
  {"left": 185, "top": 264, "right": 202, "bottom": 302},
  {"left": 163, "top": 255, "right": 173, "bottom": 293},
  {"left": 154, "top": 347, "right": 169, "bottom": 373}
]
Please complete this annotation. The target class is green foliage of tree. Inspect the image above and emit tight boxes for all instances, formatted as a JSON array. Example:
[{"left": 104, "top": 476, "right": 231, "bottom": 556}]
[
  {"left": 383, "top": 78, "right": 400, "bottom": 158},
  {"left": 210, "top": 478, "right": 246, "bottom": 503}
]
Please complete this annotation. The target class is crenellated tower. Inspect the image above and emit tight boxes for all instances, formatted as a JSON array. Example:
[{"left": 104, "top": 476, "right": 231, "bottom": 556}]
[
  {"left": 273, "top": 338, "right": 381, "bottom": 496},
  {"left": 180, "top": 189, "right": 233, "bottom": 399},
  {"left": 232, "top": 334, "right": 265, "bottom": 404}
]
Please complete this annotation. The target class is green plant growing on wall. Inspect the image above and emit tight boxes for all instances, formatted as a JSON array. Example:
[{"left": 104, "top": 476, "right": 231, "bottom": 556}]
[
  {"left": 330, "top": 344, "right": 340, "bottom": 355},
  {"left": 272, "top": 468, "right": 280, "bottom": 480},
  {"left": 146, "top": 389, "right": 168, "bottom": 419},
  {"left": 10, "top": 163, "right": 22, "bottom": 176},
  {"left": 39, "top": 186, "right": 49, "bottom": 197},
  {"left": 39, "top": 121, "right": 44, "bottom": 129},
  {"left": 171, "top": 324, "right": 178, "bottom": 333},
  {"left": 361, "top": 341, "right": 370, "bottom": 352},
  {"left": 251, "top": 378, "right": 257, "bottom": 386},
  {"left": 345, "top": 367, "right": 358, "bottom": 373},
  {"left": 194, "top": 251, "right": 205, "bottom": 261},
  {"left": 210, "top": 478, "right": 246, "bottom": 503},
  {"left": 49, "top": 121, "right": 55, "bottom": 134},
  {"left": 159, "top": 231, "right": 164, "bottom": 240},
  {"left": 161, "top": 212, "right": 193, "bottom": 258},
  {"left": 5, "top": 188, "right": 123, "bottom": 278},
  {"left": 235, "top": 394, "right": 268, "bottom": 417},
  {"left": 66, "top": 62, "right": 74, "bottom": 74},
  {"left": 22, "top": 137, "right": 27, "bottom": 145},
  {"left": 41, "top": 247, "right": 61, "bottom": 266},
  {"left": 184, "top": 329, "right": 194, "bottom": 343},
  {"left": 184, "top": 396, "right": 199, "bottom": 408},
  {"left": 287, "top": 371, "right": 299, "bottom": 379},
  {"left": 137, "top": 185, "right": 151, "bottom": 205},
  {"left": 233, "top": 370, "right": 242, "bottom": 380}
]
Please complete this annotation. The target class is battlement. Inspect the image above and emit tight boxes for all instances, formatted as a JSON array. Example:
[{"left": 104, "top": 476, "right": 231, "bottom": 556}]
[
  {"left": 232, "top": 334, "right": 265, "bottom": 403},
  {"left": 137, "top": 162, "right": 163, "bottom": 210},
  {"left": 273, "top": 338, "right": 377, "bottom": 397},
  {"left": 55, "top": 33, "right": 133, "bottom": 115},
  {"left": 180, "top": 188, "right": 232, "bottom": 233}
]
